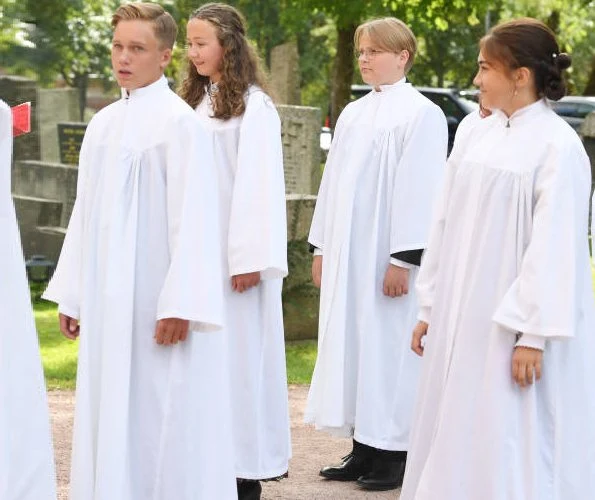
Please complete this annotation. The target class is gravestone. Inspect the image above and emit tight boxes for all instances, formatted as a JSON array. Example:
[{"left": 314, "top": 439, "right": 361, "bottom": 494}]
[
  {"left": 270, "top": 41, "right": 301, "bottom": 105},
  {"left": 277, "top": 105, "right": 321, "bottom": 196},
  {"left": 38, "top": 89, "right": 79, "bottom": 162},
  {"left": 58, "top": 123, "right": 87, "bottom": 165}
]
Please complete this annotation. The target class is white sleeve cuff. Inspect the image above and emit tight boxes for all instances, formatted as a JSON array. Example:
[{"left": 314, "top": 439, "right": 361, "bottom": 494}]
[
  {"left": 58, "top": 304, "right": 80, "bottom": 320},
  {"left": 515, "top": 333, "right": 546, "bottom": 351},
  {"left": 418, "top": 306, "right": 431, "bottom": 323},
  {"left": 313, "top": 248, "right": 323, "bottom": 256},
  {"left": 390, "top": 257, "right": 414, "bottom": 269}
]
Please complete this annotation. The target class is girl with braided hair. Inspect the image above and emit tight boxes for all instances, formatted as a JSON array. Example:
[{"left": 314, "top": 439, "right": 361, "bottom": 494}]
[{"left": 402, "top": 17, "right": 595, "bottom": 500}]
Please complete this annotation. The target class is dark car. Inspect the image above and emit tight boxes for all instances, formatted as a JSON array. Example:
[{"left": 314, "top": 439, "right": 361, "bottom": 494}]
[
  {"left": 351, "top": 84, "right": 478, "bottom": 153},
  {"left": 549, "top": 96, "right": 595, "bottom": 132}
]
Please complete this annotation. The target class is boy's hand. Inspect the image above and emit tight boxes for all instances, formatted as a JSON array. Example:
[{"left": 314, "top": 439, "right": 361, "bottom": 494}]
[
  {"left": 155, "top": 318, "right": 189, "bottom": 345},
  {"left": 383, "top": 264, "right": 409, "bottom": 297},
  {"left": 231, "top": 272, "right": 261, "bottom": 293},
  {"left": 512, "top": 347, "right": 543, "bottom": 388},
  {"left": 411, "top": 321, "right": 428, "bottom": 356},
  {"left": 312, "top": 255, "right": 323, "bottom": 288},
  {"left": 59, "top": 313, "right": 80, "bottom": 340}
]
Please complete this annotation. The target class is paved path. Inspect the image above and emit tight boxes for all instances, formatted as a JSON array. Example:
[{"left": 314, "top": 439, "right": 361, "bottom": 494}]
[{"left": 49, "top": 386, "right": 400, "bottom": 499}]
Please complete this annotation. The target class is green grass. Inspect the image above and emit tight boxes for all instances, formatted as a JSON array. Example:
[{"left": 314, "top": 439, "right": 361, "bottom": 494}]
[
  {"left": 35, "top": 300, "right": 78, "bottom": 390},
  {"left": 33, "top": 265, "right": 595, "bottom": 390}
]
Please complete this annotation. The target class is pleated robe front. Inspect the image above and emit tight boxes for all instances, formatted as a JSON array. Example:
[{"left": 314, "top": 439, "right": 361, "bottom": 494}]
[
  {"left": 195, "top": 87, "right": 291, "bottom": 480},
  {"left": 305, "top": 80, "right": 447, "bottom": 451},
  {"left": 402, "top": 100, "right": 595, "bottom": 500},
  {"left": 0, "top": 101, "right": 56, "bottom": 500},
  {"left": 43, "top": 78, "right": 237, "bottom": 500}
]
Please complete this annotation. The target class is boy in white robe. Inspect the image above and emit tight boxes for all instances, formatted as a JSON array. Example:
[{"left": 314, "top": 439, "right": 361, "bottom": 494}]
[
  {"left": 0, "top": 100, "right": 56, "bottom": 500},
  {"left": 306, "top": 17, "right": 447, "bottom": 491},
  {"left": 403, "top": 18, "right": 595, "bottom": 500},
  {"left": 42, "top": 4, "right": 237, "bottom": 499}
]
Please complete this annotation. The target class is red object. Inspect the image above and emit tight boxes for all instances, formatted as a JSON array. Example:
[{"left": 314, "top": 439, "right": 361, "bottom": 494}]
[
  {"left": 324, "top": 115, "right": 330, "bottom": 128},
  {"left": 11, "top": 102, "right": 31, "bottom": 137}
]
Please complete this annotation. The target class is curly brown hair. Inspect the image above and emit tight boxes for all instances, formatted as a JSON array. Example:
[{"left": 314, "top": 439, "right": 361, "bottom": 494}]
[{"left": 179, "top": 3, "right": 272, "bottom": 120}]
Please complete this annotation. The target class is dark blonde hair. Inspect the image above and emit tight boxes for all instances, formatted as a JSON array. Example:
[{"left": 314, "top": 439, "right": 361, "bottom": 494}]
[
  {"left": 354, "top": 18, "right": 417, "bottom": 73},
  {"left": 480, "top": 18, "right": 571, "bottom": 101},
  {"left": 112, "top": 3, "right": 177, "bottom": 49},
  {"left": 179, "top": 2, "right": 271, "bottom": 119}
]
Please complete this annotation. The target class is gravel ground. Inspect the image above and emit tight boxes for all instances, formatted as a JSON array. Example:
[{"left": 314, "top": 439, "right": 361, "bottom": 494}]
[{"left": 49, "top": 385, "right": 400, "bottom": 500}]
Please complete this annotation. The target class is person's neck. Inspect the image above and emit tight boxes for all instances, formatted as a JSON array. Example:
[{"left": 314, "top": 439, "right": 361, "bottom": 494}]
[
  {"left": 501, "top": 91, "right": 539, "bottom": 118},
  {"left": 124, "top": 74, "right": 164, "bottom": 94},
  {"left": 372, "top": 74, "right": 405, "bottom": 91}
]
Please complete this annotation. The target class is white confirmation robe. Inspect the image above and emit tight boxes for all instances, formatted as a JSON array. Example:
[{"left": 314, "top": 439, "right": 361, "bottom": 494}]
[
  {"left": 306, "top": 80, "right": 447, "bottom": 450},
  {"left": 43, "top": 77, "right": 237, "bottom": 500},
  {"left": 401, "top": 99, "right": 595, "bottom": 500},
  {"left": 195, "top": 86, "right": 290, "bottom": 479},
  {"left": 0, "top": 101, "right": 56, "bottom": 499}
]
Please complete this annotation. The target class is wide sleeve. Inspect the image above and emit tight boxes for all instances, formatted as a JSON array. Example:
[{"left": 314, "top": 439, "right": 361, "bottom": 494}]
[
  {"left": 389, "top": 104, "right": 447, "bottom": 256},
  {"left": 42, "top": 123, "right": 93, "bottom": 319},
  {"left": 226, "top": 92, "right": 287, "bottom": 280},
  {"left": 492, "top": 139, "right": 592, "bottom": 340},
  {"left": 156, "top": 114, "right": 224, "bottom": 332},
  {"left": 307, "top": 110, "right": 347, "bottom": 252},
  {"left": 415, "top": 113, "right": 475, "bottom": 323}
]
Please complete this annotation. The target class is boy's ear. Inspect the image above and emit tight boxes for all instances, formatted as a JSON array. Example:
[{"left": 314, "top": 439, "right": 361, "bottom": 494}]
[{"left": 160, "top": 48, "right": 172, "bottom": 70}]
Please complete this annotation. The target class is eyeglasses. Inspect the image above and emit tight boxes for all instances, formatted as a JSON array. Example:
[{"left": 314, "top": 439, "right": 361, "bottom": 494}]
[{"left": 356, "top": 48, "right": 386, "bottom": 59}]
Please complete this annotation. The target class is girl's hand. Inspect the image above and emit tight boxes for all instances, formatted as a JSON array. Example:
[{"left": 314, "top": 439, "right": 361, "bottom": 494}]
[
  {"left": 383, "top": 264, "right": 409, "bottom": 297},
  {"left": 411, "top": 321, "right": 428, "bottom": 356},
  {"left": 231, "top": 272, "right": 261, "bottom": 293},
  {"left": 312, "top": 255, "right": 322, "bottom": 288},
  {"left": 512, "top": 347, "right": 543, "bottom": 388}
]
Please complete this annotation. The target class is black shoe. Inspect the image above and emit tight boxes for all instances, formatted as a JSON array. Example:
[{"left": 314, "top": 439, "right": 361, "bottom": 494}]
[
  {"left": 356, "top": 459, "right": 406, "bottom": 491},
  {"left": 237, "top": 479, "right": 262, "bottom": 500},
  {"left": 319, "top": 452, "right": 374, "bottom": 481}
]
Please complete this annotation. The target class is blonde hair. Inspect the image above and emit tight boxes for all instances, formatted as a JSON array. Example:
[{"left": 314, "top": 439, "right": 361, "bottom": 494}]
[
  {"left": 179, "top": 2, "right": 271, "bottom": 120},
  {"left": 112, "top": 2, "right": 177, "bottom": 49},
  {"left": 354, "top": 17, "right": 417, "bottom": 73}
]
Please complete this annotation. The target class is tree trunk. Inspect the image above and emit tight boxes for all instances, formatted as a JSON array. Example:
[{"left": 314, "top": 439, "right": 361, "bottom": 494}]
[
  {"left": 584, "top": 56, "right": 595, "bottom": 96},
  {"left": 330, "top": 23, "right": 357, "bottom": 127},
  {"left": 73, "top": 73, "right": 89, "bottom": 122}
]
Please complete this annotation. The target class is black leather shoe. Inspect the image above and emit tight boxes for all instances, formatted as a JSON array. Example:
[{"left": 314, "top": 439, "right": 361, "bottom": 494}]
[
  {"left": 237, "top": 479, "right": 262, "bottom": 500},
  {"left": 356, "top": 459, "right": 406, "bottom": 491},
  {"left": 319, "top": 452, "right": 374, "bottom": 481}
]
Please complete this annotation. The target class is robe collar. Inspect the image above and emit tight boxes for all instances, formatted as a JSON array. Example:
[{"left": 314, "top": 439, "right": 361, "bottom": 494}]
[
  {"left": 120, "top": 75, "right": 169, "bottom": 101},
  {"left": 493, "top": 98, "right": 549, "bottom": 128},
  {"left": 373, "top": 77, "right": 407, "bottom": 93}
]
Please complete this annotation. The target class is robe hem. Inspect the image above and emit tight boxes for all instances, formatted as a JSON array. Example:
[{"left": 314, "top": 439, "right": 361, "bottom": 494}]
[
  {"left": 354, "top": 431, "right": 409, "bottom": 452},
  {"left": 235, "top": 465, "right": 289, "bottom": 481}
]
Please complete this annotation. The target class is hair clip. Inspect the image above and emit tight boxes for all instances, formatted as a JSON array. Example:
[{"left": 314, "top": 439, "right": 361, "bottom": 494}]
[{"left": 552, "top": 53, "right": 558, "bottom": 60}]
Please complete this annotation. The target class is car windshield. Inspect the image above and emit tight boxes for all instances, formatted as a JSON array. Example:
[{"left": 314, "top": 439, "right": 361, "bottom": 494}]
[{"left": 458, "top": 98, "right": 479, "bottom": 113}]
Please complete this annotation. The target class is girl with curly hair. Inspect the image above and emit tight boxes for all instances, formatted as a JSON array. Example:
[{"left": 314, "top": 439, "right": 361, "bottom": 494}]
[{"left": 181, "top": 4, "right": 289, "bottom": 500}]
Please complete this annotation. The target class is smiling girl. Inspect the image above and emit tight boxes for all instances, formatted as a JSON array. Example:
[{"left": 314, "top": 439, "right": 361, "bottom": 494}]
[
  {"left": 180, "top": 4, "right": 289, "bottom": 500},
  {"left": 402, "top": 18, "right": 595, "bottom": 500}
]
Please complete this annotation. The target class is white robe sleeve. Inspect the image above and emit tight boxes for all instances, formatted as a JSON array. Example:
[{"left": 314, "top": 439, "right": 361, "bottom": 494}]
[
  {"left": 492, "top": 140, "right": 592, "bottom": 339},
  {"left": 415, "top": 112, "right": 477, "bottom": 323},
  {"left": 591, "top": 190, "right": 594, "bottom": 264},
  {"left": 389, "top": 104, "right": 447, "bottom": 255},
  {"left": 42, "top": 123, "right": 93, "bottom": 319},
  {"left": 227, "top": 92, "right": 287, "bottom": 280},
  {"left": 156, "top": 115, "right": 224, "bottom": 332},
  {"left": 308, "top": 111, "right": 347, "bottom": 251}
]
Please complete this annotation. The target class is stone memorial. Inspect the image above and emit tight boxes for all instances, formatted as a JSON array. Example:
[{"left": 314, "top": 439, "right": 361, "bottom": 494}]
[{"left": 57, "top": 122, "right": 87, "bottom": 165}]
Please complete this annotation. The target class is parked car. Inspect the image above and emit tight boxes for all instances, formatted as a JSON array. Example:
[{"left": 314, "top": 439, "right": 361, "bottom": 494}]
[
  {"left": 351, "top": 84, "right": 478, "bottom": 153},
  {"left": 549, "top": 96, "right": 595, "bottom": 132}
]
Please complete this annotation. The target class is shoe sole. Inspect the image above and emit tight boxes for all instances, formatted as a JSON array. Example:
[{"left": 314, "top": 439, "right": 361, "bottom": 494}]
[
  {"left": 319, "top": 472, "right": 360, "bottom": 481},
  {"left": 356, "top": 481, "right": 402, "bottom": 491}
]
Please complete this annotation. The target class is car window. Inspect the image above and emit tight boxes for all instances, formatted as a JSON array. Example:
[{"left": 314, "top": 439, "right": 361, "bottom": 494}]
[
  {"left": 421, "top": 93, "right": 467, "bottom": 121},
  {"left": 576, "top": 103, "right": 595, "bottom": 118}
]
